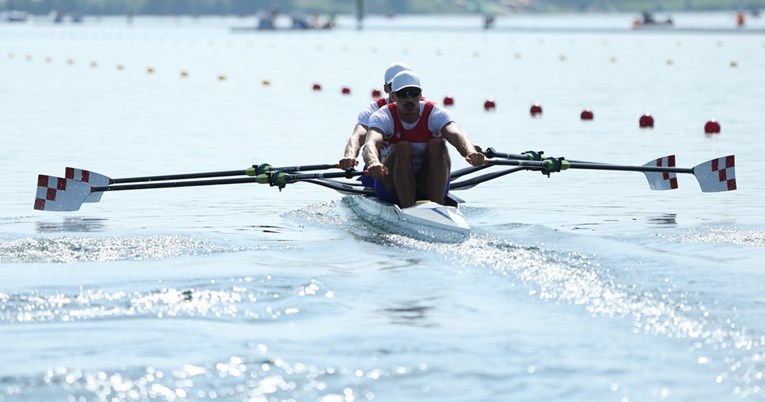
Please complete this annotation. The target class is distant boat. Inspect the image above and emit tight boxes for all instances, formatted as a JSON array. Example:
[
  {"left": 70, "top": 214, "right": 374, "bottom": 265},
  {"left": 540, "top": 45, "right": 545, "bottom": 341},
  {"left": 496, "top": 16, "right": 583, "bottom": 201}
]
[
  {"left": 1, "top": 10, "right": 29, "bottom": 22},
  {"left": 632, "top": 12, "right": 674, "bottom": 29},
  {"left": 231, "top": 14, "right": 335, "bottom": 33}
]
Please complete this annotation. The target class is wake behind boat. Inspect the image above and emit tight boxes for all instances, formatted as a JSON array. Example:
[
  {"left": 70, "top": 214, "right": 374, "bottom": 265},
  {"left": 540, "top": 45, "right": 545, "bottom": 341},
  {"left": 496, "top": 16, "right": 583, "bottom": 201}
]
[{"left": 32, "top": 148, "right": 737, "bottom": 244}]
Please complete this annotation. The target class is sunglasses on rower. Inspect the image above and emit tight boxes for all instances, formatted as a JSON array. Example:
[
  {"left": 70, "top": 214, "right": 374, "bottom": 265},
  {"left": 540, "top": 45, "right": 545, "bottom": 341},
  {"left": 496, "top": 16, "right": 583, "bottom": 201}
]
[{"left": 395, "top": 88, "right": 422, "bottom": 99}]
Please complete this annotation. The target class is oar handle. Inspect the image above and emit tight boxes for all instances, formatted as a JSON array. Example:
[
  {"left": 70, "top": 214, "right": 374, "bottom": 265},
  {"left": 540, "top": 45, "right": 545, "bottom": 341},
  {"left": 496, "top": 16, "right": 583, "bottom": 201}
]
[{"left": 484, "top": 147, "right": 544, "bottom": 161}]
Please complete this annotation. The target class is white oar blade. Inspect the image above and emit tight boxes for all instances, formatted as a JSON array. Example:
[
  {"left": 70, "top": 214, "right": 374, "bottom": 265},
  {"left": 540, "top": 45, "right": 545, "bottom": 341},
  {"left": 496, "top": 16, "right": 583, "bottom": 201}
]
[
  {"left": 34, "top": 175, "right": 91, "bottom": 212},
  {"left": 65, "top": 167, "right": 110, "bottom": 202},
  {"left": 693, "top": 155, "right": 737, "bottom": 192},
  {"left": 642, "top": 155, "right": 678, "bottom": 191}
]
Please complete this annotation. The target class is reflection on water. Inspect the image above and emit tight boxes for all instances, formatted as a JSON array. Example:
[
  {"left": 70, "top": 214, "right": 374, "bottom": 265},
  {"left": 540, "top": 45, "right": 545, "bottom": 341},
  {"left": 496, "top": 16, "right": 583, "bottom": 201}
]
[
  {"left": 380, "top": 302, "right": 435, "bottom": 327},
  {"left": 35, "top": 217, "right": 108, "bottom": 233},
  {"left": 647, "top": 213, "right": 677, "bottom": 226}
]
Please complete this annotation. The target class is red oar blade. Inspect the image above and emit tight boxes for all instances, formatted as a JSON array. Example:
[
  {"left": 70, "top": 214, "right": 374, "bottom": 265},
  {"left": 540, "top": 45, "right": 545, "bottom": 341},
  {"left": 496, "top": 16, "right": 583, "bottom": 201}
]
[
  {"left": 693, "top": 155, "right": 737, "bottom": 192},
  {"left": 65, "top": 167, "right": 110, "bottom": 203},
  {"left": 642, "top": 155, "right": 679, "bottom": 190},
  {"left": 33, "top": 175, "right": 92, "bottom": 212}
]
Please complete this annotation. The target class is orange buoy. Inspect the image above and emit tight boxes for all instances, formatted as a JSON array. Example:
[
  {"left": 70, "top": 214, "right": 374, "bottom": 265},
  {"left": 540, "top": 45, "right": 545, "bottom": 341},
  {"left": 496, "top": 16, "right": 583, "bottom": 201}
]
[
  {"left": 530, "top": 103, "right": 542, "bottom": 117},
  {"left": 704, "top": 119, "right": 721, "bottom": 134},
  {"left": 341, "top": 86, "right": 351, "bottom": 95},
  {"left": 312, "top": 83, "right": 322, "bottom": 91},
  {"left": 580, "top": 109, "right": 594, "bottom": 120},
  {"left": 639, "top": 113, "right": 655, "bottom": 128},
  {"left": 443, "top": 95, "right": 455, "bottom": 106},
  {"left": 484, "top": 98, "right": 496, "bottom": 111},
  {"left": 371, "top": 88, "right": 381, "bottom": 98}
]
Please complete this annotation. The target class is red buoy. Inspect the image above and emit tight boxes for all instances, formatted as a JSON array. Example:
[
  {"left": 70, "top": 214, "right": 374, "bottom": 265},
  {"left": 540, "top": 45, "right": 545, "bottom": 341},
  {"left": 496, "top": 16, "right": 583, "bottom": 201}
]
[
  {"left": 530, "top": 103, "right": 542, "bottom": 117},
  {"left": 443, "top": 95, "right": 455, "bottom": 106},
  {"left": 704, "top": 119, "right": 721, "bottom": 134},
  {"left": 341, "top": 86, "right": 351, "bottom": 95},
  {"left": 580, "top": 109, "right": 594, "bottom": 120},
  {"left": 639, "top": 113, "right": 655, "bottom": 128},
  {"left": 312, "top": 83, "right": 322, "bottom": 91},
  {"left": 484, "top": 98, "right": 496, "bottom": 111},
  {"left": 371, "top": 88, "right": 381, "bottom": 98}
]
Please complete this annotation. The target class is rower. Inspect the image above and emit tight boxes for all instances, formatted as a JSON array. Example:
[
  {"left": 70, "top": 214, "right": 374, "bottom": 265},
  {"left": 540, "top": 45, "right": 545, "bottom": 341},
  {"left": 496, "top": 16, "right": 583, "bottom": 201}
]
[
  {"left": 339, "top": 62, "right": 413, "bottom": 173},
  {"left": 363, "top": 70, "right": 485, "bottom": 208}
]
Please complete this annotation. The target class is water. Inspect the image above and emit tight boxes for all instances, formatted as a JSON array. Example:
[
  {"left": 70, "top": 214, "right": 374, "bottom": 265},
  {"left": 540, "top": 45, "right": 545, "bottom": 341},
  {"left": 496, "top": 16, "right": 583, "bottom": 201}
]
[{"left": 2, "top": 13, "right": 765, "bottom": 402}]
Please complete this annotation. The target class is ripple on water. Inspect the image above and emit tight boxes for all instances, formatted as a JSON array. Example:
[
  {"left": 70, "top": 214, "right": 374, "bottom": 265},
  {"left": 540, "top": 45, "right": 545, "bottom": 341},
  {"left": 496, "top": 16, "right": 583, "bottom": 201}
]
[
  {"left": 652, "top": 225, "right": 765, "bottom": 248},
  {"left": 0, "top": 276, "right": 340, "bottom": 324},
  {"left": 0, "top": 343, "right": 426, "bottom": 402},
  {"left": 0, "top": 235, "right": 253, "bottom": 264}
]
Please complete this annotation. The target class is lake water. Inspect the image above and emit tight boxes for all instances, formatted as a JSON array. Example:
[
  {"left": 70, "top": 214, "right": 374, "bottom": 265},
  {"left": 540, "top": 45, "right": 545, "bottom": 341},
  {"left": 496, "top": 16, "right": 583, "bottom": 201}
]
[{"left": 1, "top": 13, "right": 765, "bottom": 402}]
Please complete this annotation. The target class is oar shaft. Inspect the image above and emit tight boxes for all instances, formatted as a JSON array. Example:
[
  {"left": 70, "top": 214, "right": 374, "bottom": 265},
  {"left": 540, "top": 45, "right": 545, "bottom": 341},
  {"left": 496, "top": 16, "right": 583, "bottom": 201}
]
[
  {"left": 95, "top": 177, "right": 263, "bottom": 192},
  {"left": 489, "top": 159, "right": 694, "bottom": 174},
  {"left": 272, "top": 163, "right": 339, "bottom": 172},
  {"left": 94, "top": 170, "right": 365, "bottom": 192},
  {"left": 111, "top": 170, "right": 250, "bottom": 184},
  {"left": 109, "top": 163, "right": 341, "bottom": 184},
  {"left": 568, "top": 162, "right": 693, "bottom": 174}
]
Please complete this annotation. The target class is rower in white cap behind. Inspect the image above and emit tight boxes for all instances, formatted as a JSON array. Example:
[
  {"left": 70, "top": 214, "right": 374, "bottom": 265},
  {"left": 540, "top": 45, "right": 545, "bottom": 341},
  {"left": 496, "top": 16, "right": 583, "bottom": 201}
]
[{"left": 339, "top": 62, "right": 413, "bottom": 172}]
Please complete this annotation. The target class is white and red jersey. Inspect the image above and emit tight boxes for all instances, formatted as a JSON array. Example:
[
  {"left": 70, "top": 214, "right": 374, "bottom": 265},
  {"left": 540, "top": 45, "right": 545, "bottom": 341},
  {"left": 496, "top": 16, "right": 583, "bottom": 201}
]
[
  {"left": 368, "top": 100, "right": 453, "bottom": 172},
  {"left": 357, "top": 97, "right": 391, "bottom": 127}
]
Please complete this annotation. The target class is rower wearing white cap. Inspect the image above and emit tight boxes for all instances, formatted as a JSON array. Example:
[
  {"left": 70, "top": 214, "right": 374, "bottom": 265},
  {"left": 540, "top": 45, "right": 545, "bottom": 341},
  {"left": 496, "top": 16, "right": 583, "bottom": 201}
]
[
  {"left": 339, "top": 62, "right": 413, "bottom": 171},
  {"left": 363, "top": 70, "right": 485, "bottom": 208}
]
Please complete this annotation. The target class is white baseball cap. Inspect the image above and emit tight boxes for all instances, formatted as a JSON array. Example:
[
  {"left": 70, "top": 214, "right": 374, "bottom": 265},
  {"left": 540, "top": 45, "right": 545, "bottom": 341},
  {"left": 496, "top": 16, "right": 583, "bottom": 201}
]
[
  {"left": 384, "top": 62, "right": 412, "bottom": 85},
  {"left": 390, "top": 70, "right": 421, "bottom": 92}
]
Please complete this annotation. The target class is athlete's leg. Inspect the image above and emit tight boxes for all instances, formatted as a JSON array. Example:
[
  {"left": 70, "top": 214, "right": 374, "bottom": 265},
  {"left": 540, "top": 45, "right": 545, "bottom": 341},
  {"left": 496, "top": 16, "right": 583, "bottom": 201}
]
[
  {"left": 384, "top": 141, "right": 416, "bottom": 208},
  {"left": 420, "top": 139, "right": 450, "bottom": 205}
]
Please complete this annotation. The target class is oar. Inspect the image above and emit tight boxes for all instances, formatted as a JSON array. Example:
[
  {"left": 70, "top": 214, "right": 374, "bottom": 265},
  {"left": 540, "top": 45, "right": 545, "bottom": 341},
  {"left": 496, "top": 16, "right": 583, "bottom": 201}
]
[
  {"left": 484, "top": 155, "right": 736, "bottom": 192},
  {"left": 64, "top": 163, "right": 342, "bottom": 204},
  {"left": 34, "top": 170, "right": 367, "bottom": 212}
]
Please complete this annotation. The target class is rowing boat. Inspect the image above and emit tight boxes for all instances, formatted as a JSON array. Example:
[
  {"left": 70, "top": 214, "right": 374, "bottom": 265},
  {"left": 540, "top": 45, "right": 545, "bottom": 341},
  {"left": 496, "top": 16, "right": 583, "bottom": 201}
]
[
  {"left": 343, "top": 194, "right": 470, "bottom": 243},
  {"left": 32, "top": 148, "right": 737, "bottom": 243}
]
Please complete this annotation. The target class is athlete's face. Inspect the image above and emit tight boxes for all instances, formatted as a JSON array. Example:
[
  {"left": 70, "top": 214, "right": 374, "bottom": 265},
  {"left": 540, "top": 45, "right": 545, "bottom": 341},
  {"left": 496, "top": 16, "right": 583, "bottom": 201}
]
[{"left": 395, "top": 87, "right": 421, "bottom": 115}]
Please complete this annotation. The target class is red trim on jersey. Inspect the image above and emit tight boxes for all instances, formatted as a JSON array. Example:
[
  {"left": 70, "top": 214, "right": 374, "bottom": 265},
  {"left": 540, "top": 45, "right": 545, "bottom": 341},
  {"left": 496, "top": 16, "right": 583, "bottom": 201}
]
[{"left": 387, "top": 101, "right": 437, "bottom": 144}]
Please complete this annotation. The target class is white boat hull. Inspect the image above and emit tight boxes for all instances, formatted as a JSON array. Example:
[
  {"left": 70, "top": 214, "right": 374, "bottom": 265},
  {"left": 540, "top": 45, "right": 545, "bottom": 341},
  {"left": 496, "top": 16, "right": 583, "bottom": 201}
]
[{"left": 343, "top": 195, "right": 470, "bottom": 243}]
